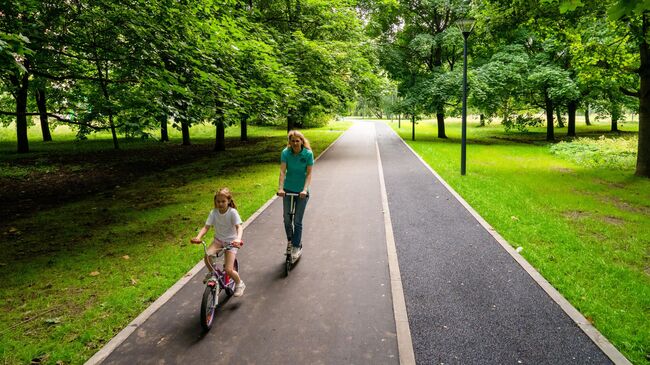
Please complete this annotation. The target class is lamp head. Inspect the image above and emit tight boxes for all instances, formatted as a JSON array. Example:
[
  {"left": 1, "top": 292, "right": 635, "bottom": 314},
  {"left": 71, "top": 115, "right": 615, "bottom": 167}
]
[{"left": 457, "top": 18, "right": 476, "bottom": 37}]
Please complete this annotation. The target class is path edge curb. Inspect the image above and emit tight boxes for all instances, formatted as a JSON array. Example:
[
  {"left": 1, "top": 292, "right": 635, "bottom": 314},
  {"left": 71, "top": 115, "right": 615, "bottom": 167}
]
[
  {"left": 376, "top": 139, "right": 416, "bottom": 365},
  {"left": 84, "top": 128, "right": 348, "bottom": 365},
  {"left": 386, "top": 122, "right": 631, "bottom": 365}
]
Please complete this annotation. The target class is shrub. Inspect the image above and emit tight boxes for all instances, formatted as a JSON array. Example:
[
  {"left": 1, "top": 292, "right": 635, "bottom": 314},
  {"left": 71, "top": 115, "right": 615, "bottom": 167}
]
[{"left": 550, "top": 135, "right": 637, "bottom": 169}]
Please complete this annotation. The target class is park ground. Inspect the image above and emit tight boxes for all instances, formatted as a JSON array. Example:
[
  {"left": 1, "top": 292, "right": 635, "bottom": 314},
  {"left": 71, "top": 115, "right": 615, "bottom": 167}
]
[{"left": 0, "top": 117, "right": 648, "bottom": 364}]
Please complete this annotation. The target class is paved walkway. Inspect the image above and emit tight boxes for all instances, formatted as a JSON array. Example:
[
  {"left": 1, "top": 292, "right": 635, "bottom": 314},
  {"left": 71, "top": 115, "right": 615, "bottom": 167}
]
[{"left": 91, "top": 120, "right": 617, "bottom": 364}]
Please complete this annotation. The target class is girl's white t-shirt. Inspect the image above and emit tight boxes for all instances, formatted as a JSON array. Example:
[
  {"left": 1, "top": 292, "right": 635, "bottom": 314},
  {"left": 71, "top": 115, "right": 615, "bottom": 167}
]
[{"left": 205, "top": 207, "right": 242, "bottom": 242}]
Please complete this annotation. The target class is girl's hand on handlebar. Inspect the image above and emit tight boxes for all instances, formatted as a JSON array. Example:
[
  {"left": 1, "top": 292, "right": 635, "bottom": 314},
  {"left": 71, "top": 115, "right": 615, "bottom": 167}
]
[
  {"left": 190, "top": 237, "right": 202, "bottom": 244},
  {"left": 299, "top": 190, "right": 307, "bottom": 198},
  {"left": 232, "top": 239, "right": 243, "bottom": 248},
  {"left": 277, "top": 189, "right": 286, "bottom": 197}
]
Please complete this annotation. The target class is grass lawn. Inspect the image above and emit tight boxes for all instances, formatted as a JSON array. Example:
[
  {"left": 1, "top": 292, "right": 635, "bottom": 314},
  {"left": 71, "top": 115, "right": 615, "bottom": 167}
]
[
  {"left": 0, "top": 121, "right": 351, "bottom": 364},
  {"left": 387, "top": 116, "right": 649, "bottom": 365}
]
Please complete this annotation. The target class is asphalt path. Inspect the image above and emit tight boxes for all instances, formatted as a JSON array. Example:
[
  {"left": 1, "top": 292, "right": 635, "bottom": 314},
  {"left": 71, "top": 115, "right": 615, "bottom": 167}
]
[
  {"left": 93, "top": 120, "right": 616, "bottom": 365},
  {"left": 375, "top": 121, "right": 612, "bottom": 364},
  {"left": 98, "top": 122, "right": 399, "bottom": 365}
]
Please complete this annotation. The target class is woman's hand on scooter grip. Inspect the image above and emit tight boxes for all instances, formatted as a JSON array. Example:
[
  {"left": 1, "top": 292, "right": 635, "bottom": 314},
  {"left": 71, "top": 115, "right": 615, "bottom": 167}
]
[
  {"left": 232, "top": 239, "right": 243, "bottom": 248},
  {"left": 299, "top": 190, "right": 307, "bottom": 198},
  {"left": 190, "top": 237, "right": 202, "bottom": 244},
  {"left": 277, "top": 189, "right": 286, "bottom": 197}
]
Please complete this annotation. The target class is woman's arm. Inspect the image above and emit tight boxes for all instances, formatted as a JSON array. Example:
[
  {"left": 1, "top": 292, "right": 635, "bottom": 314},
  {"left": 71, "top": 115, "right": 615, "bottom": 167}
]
[
  {"left": 278, "top": 162, "right": 287, "bottom": 196},
  {"left": 300, "top": 165, "right": 313, "bottom": 198}
]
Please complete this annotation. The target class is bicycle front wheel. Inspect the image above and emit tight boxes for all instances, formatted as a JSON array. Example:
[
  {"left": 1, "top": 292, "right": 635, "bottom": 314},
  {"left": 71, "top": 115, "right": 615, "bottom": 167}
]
[{"left": 200, "top": 285, "right": 217, "bottom": 331}]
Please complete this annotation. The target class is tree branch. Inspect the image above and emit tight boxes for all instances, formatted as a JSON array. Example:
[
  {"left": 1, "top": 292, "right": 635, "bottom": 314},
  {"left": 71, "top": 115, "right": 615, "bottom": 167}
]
[
  {"left": 620, "top": 87, "right": 640, "bottom": 98},
  {"left": 0, "top": 111, "right": 123, "bottom": 130},
  {"left": 30, "top": 69, "right": 137, "bottom": 83}
]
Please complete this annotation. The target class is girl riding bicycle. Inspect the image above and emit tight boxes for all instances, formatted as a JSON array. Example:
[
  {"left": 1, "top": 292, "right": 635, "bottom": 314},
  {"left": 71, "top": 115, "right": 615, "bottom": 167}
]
[{"left": 191, "top": 187, "right": 246, "bottom": 297}]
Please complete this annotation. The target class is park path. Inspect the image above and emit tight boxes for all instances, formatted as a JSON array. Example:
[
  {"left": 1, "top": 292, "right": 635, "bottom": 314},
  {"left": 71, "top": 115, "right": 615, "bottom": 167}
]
[
  {"left": 95, "top": 122, "right": 400, "bottom": 364},
  {"left": 91, "top": 120, "right": 619, "bottom": 365},
  {"left": 374, "top": 121, "right": 614, "bottom": 364}
]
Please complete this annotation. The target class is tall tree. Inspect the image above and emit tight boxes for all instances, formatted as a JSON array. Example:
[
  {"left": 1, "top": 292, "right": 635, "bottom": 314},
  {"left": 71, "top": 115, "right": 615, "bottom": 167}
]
[{"left": 367, "top": 0, "right": 469, "bottom": 138}]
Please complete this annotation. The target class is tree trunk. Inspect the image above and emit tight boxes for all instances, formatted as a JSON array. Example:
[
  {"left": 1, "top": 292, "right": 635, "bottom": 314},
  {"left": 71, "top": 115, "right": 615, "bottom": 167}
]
[
  {"left": 436, "top": 110, "right": 447, "bottom": 138},
  {"left": 181, "top": 120, "right": 190, "bottom": 145},
  {"left": 96, "top": 60, "right": 119, "bottom": 150},
  {"left": 14, "top": 74, "right": 30, "bottom": 153},
  {"left": 108, "top": 114, "right": 119, "bottom": 149},
  {"left": 637, "top": 14, "right": 650, "bottom": 177},
  {"left": 585, "top": 104, "right": 591, "bottom": 126},
  {"left": 567, "top": 101, "right": 577, "bottom": 137},
  {"left": 545, "top": 93, "right": 555, "bottom": 141},
  {"left": 35, "top": 88, "right": 52, "bottom": 142},
  {"left": 479, "top": 114, "right": 485, "bottom": 127},
  {"left": 240, "top": 114, "right": 248, "bottom": 142},
  {"left": 215, "top": 120, "right": 225, "bottom": 151},
  {"left": 159, "top": 114, "right": 169, "bottom": 142},
  {"left": 611, "top": 103, "right": 620, "bottom": 132},
  {"left": 411, "top": 115, "right": 416, "bottom": 141},
  {"left": 398, "top": 114, "right": 401, "bottom": 128},
  {"left": 215, "top": 100, "right": 225, "bottom": 151},
  {"left": 556, "top": 107, "right": 565, "bottom": 128},
  {"left": 287, "top": 108, "right": 296, "bottom": 132}
]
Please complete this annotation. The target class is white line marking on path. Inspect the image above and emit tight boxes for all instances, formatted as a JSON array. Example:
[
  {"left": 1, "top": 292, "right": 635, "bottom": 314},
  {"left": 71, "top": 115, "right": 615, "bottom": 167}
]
[
  {"left": 386, "top": 122, "right": 631, "bottom": 365},
  {"left": 85, "top": 130, "right": 347, "bottom": 365},
  {"left": 376, "top": 136, "right": 416, "bottom": 365}
]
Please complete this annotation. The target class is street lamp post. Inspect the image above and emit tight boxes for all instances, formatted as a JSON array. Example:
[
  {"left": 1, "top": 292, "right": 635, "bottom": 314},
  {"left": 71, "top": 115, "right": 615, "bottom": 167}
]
[{"left": 458, "top": 18, "right": 475, "bottom": 176}]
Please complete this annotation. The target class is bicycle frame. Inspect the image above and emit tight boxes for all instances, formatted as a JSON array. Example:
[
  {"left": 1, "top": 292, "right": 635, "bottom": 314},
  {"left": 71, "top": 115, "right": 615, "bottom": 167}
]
[
  {"left": 202, "top": 241, "right": 234, "bottom": 290},
  {"left": 199, "top": 240, "right": 238, "bottom": 331}
]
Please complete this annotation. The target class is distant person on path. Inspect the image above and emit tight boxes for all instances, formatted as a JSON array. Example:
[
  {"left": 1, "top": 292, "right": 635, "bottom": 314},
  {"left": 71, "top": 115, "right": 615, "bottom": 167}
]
[
  {"left": 277, "top": 130, "right": 314, "bottom": 261},
  {"left": 191, "top": 187, "right": 246, "bottom": 297}
]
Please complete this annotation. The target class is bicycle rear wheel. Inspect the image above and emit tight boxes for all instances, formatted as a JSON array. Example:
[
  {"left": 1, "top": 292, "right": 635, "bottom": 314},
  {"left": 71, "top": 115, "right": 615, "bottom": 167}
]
[{"left": 200, "top": 285, "right": 217, "bottom": 331}]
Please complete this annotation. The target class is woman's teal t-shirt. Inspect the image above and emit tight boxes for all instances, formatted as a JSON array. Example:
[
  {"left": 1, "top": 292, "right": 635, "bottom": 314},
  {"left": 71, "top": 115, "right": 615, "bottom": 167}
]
[{"left": 281, "top": 147, "right": 314, "bottom": 192}]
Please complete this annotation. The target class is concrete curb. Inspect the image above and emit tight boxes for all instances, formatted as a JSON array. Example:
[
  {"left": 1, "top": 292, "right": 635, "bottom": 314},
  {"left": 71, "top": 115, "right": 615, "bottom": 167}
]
[
  {"left": 388, "top": 123, "right": 631, "bottom": 365},
  {"left": 84, "top": 129, "right": 347, "bottom": 365},
  {"left": 376, "top": 139, "right": 416, "bottom": 365}
]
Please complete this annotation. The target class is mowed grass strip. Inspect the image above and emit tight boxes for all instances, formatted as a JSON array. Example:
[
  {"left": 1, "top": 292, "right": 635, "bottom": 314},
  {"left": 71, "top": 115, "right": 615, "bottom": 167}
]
[
  {"left": 388, "top": 117, "right": 649, "bottom": 365},
  {"left": 0, "top": 121, "right": 350, "bottom": 365}
]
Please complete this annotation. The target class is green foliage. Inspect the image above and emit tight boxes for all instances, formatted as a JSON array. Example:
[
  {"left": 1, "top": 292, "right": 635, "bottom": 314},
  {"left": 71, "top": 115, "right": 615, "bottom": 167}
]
[
  {"left": 502, "top": 113, "right": 545, "bottom": 132},
  {"left": 0, "top": 0, "right": 373, "bottom": 150},
  {"left": 550, "top": 135, "right": 638, "bottom": 169}
]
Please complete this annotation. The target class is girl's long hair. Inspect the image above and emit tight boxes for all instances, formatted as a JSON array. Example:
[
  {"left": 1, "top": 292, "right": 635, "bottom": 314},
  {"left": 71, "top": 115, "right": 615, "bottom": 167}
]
[
  {"left": 214, "top": 187, "right": 237, "bottom": 209},
  {"left": 287, "top": 130, "right": 311, "bottom": 150}
]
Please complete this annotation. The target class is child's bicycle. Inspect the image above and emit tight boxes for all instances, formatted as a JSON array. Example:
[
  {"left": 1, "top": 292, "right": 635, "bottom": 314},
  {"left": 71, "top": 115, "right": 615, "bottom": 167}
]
[
  {"left": 280, "top": 192, "right": 302, "bottom": 276},
  {"left": 196, "top": 240, "right": 240, "bottom": 331}
]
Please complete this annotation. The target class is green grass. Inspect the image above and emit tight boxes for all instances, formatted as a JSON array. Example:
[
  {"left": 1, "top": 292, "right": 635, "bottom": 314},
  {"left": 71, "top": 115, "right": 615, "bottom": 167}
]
[
  {"left": 387, "top": 116, "right": 649, "bottom": 365},
  {"left": 0, "top": 121, "right": 351, "bottom": 364}
]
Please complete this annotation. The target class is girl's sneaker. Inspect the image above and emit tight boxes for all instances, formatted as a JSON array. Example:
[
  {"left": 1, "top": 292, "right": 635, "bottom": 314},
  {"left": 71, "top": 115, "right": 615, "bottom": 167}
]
[{"left": 234, "top": 281, "right": 246, "bottom": 297}]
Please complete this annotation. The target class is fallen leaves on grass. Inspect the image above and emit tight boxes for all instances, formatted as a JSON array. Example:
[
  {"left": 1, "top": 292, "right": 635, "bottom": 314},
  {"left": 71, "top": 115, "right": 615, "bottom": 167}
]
[
  {"left": 122, "top": 255, "right": 130, "bottom": 260},
  {"left": 89, "top": 271, "right": 100, "bottom": 276}
]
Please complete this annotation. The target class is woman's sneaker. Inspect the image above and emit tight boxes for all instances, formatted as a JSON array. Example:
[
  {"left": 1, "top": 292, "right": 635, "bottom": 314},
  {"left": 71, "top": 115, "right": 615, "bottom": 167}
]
[
  {"left": 234, "top": 281, "right": 246, "bottom": 297},
  {"left": 291, "top": 246, "right": 302, "bottom": 261}
]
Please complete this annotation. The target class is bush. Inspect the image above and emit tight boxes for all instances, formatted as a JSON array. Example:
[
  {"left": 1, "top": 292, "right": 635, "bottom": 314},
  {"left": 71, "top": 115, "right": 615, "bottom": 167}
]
[
  {"left": 550, "top": 135, "right": 637, "bottom": 169},
  {"left": 502, "top": 114, "right": 544, "bottom": 132}
]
